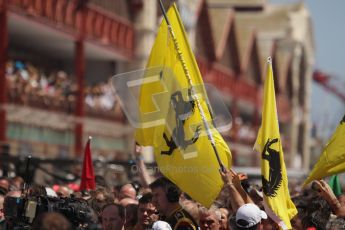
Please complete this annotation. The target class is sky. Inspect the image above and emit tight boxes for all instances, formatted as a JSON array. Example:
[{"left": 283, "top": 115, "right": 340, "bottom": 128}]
[{"left": 271, "top": 0, "right": 345, "bottom": 139}]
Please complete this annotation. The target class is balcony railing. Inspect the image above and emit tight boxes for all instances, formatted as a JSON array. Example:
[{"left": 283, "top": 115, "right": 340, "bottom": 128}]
[
  {"left": 7, "top": 91, "right": 125, "bottom": 122},
  {"left": 8, "top": 0, "right": 134, "bottom": 58}
]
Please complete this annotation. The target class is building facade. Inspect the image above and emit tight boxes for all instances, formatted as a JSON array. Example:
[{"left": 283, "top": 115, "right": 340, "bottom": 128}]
[{"left": 0, "top": 0, "right": 314, "bottom": 175}]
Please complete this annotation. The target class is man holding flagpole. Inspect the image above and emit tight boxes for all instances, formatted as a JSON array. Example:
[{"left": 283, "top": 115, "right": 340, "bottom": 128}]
[{"left": 220, "top": 167, "right": 268, "bottom": 230}]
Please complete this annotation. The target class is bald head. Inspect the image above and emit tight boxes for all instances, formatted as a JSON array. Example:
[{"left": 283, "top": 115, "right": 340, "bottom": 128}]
[
  {"left": 120, "top": 184, "right": 136, "bottom": 200},
  {"left": 57, "top": 186, "right": 71, "bottom": 198}
]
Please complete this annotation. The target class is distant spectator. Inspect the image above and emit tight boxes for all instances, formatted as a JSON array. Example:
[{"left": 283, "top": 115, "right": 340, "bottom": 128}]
[
  {"left": 125, "top": 203, "right": 138, "bottom": 230},
  {"left": 199, "top": 207, "right": 221, "bottom": 230},
  {"left": 32, "top": 212, "right": 72, "bottom": 230},
  {"left": 101, "top": 203, "right": 126, "bottom": 230},
  {"left": 10, "top": 176, "right": 24, "bottom": 191},
  {"left": 120, "top": 184, "right": 137, "bottom": 200},
  {"left": 5, "top": 190, "right": 21, "bottom": 198},
  {"left": 56, "top": 185, "right": 71, "bottom": 198},
  {"left": 90, "top": 187, "right": 115, "bottom": 218},
  {"left": 135, "top": 193, "right": 159, "bottom": 230},
  {"left": 96, "top": 175, "right": 109, "bottom": 188},
  {"left": 28, "top": 184, "right": 47, "bottom": 197},
  {"left": 219, "top": 208, "right": 230, "bottom": 230},
  {"left": 3, "top": 190, "right": 22, "bottom": 229}
]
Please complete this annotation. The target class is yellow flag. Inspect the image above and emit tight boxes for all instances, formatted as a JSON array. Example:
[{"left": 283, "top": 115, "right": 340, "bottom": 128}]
[
  {"left": 303, "top": 115, "right": 345, "bottom": 186},
  {"left": 135, "top": 4, "right": 232, "bottom": 208},
  {"left": 254, "top": 58, "right": 297, "bottom": 229}
]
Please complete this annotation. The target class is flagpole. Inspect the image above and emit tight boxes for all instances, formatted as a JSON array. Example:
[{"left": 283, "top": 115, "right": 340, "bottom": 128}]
[
  {"left": 158, "top": 0, "right": 225, "bottom": 171},
  {"left": 158, "top": 0, "right": 171, "bottom": 28}
]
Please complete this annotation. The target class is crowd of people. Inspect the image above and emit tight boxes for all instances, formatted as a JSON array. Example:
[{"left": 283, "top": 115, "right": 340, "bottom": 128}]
[
  {"left": 0, "top": 147, "right": 345, "bottom": 230},
  {"left": 5, "top": 60, "right": 120, "bottom": 117},
  {"left": 2, "top": 60, "right": 344, "bottom": 230}
]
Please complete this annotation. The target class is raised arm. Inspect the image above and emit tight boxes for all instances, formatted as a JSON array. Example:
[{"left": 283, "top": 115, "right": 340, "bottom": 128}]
[
  {"left": 134, "top": 144, "right": 152, "bottom": 188},
  {"left": 220, "top": 168, "right": 247, "bottom": 211},
  {"left": 314, "top": 179, "right": 345, "bottom": 217}
]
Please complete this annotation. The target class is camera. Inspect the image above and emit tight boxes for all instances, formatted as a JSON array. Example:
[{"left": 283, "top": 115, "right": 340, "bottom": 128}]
[{"left": 4, "top": 195, "right": 97, "bottom": 229}]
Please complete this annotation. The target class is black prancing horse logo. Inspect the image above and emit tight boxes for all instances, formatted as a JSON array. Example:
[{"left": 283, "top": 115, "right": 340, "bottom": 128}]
[
  {"left": 261, "top": 138, "right": 282, "bottom": 197},
  {"left": 161, "top": 88, "right": 201, "bottom": 156}
]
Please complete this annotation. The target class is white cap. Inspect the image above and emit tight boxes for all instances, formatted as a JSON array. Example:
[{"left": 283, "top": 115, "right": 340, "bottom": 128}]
[
  {"left": 45, "top": 187, "right": 58, "bottom": 197},
  {"left": 236, "top": 203, "right": 267, "bottom": 228},
  {"left": 152, "top": 221, "right": 172, "bottom": 230}
]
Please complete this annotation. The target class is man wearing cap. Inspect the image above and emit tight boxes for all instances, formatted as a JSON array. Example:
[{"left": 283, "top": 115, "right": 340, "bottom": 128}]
[
  {"left": 152, "top": 221, "right": 172, "bottom": 230},
  {"left": 220, "top": 168, "right": 267, "bottom": 230},
  {"left": 235, "top": 203, "right": 267, "bottom": 230}
]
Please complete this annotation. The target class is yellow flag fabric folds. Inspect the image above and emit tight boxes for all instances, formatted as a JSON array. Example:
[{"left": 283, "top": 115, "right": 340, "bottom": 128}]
[
  {"left": 254, "top": 58, "right": 297, "bottom": 229},
  {"left": 303, "top": 115, "right": 345, "bottom": 186},
  {"left": 135, "top": 4, "right": 232, "bottom": 208}
]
